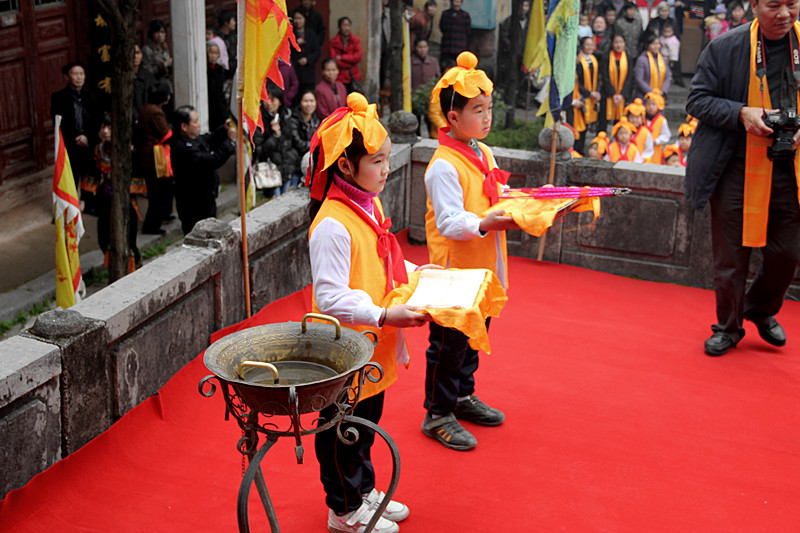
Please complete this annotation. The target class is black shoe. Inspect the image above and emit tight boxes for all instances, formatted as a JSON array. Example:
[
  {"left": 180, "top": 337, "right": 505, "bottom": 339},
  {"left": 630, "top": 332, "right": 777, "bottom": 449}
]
[
  {"left": 453, "top": 395, "right": 505, "bottom": 426},
  {"left": 704, "top": 331, "right": 738, "bottom": 356},
  {"left": 747, "top": 316, "right": 786, "bottom": 347},
  {"left": 421, "top": 413, "right": 477, "bottom": 451}
]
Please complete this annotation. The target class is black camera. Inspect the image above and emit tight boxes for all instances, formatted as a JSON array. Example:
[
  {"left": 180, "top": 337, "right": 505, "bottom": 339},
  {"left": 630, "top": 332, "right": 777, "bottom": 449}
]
[{"left": 763, "top": 109, "right": 800, "bottom": 161}]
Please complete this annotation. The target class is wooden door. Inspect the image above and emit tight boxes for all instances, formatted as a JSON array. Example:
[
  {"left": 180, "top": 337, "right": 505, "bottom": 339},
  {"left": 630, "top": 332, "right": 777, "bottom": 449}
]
[{"left": 0, "top": 0, "right": 75, "bottom": 184}]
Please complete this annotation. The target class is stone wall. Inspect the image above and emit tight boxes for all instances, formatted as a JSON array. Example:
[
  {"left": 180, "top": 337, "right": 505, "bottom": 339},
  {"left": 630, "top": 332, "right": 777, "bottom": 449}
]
[{"left": 1, "top": 141, "right": 797, "bottom": 497}]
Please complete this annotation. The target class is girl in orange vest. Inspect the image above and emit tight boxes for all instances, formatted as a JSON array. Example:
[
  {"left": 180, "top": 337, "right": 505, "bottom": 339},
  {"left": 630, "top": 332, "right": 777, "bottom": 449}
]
[
  {"left": 605, "top": 117, "right": 644, "bottom": 162},
  {"left": 423, "top": 52, "right": 518, "bottom": 451},
  {"left": 644, "top": 89, "right": 671, "bottom": 164},
  {"left": 307, "top": 92, "right": 433, "bottom": 533},
  {"left": 625, "top": 98, "right": 654, "bottom": 162}
]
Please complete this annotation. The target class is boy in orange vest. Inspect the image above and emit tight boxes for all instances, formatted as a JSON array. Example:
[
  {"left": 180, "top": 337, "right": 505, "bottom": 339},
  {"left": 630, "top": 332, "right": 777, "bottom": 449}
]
[
  {"left": 644, "top": 90, "right": 671, "bottom": 164},
  {"left": 605, "top": 117, "right": 644, "bottom": 162},
  {"left": 422, "top": 51, "right": 519, "bottom": 451},
  {"left": 624, "top": 98, "right": 654, "bottom": 162}
]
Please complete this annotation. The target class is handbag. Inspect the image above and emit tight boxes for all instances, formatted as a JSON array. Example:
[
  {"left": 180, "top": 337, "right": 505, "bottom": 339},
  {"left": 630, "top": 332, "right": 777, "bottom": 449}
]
[
  {"left": 348, "top": 68, "right": 365, "bottom": 94},
  {"left": 153, "top": 130, "right": 173, "bottom": 178},
  {"left": 254, "top": 160, "right": 282, "bottom": 189}
]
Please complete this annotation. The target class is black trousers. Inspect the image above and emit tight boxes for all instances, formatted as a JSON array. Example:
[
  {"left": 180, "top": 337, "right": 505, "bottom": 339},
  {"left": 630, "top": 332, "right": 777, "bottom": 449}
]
[
  {"left": 315, "top": 391, "right": 384, "bottom": 514},
  {"left": 424, "top": 319, "right": 490, "bottom": 415},
  {"left": 708, "top": 158, "right": 800, "bottom": 341},
  {"left": 142, "top": 169, "right": 174, "bottom": 233}
]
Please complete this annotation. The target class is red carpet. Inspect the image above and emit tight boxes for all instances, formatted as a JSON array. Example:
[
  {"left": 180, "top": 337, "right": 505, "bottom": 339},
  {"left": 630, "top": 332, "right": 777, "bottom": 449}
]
[{"left": 2, "top": 231, "right": 799, "bottom": 532}]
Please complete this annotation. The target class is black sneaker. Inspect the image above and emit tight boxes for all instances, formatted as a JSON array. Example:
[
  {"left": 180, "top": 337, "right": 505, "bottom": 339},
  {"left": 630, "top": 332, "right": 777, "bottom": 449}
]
[
  {"left": 421, "top": 412, "right": 477, "bottom": 451},
  {"left": 454, "top": 395, "right": 505, "bottom": 426}
]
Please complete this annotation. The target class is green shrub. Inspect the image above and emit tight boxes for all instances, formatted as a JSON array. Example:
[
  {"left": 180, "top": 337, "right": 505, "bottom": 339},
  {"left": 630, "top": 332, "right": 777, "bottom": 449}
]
[{"left": 484, "top": 118, "right": 544, "bottom": 150}]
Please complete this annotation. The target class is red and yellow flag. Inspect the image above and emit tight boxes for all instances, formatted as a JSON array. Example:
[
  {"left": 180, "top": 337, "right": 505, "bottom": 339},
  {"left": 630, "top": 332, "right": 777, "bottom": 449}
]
[
  {"left": 241, "top": 0, "right": 297, "bottom": 142},
  {"left": 53, "top": 116, "right": 85, "bottom": 308}
]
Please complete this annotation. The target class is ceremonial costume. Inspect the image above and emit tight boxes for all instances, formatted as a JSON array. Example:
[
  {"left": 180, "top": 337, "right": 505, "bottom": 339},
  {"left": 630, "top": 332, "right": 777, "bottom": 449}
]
[
  {"left": 686, "top": 20, "right": 800, "bottom": 353},
  {"left": 635, "top": 49, "right": 671, "bottom": 97},
  {"left": 601, "top": 50, "right": 635, "bottom": 122},
  {"left": 625, "top": 99, "right": 654, "bottom": 161},
  {"left": 605, "top": 118, "right": 644, "bottom": 163},
  {"left": 644, "top": 90, "right": 671, "bottom": 164},
  {"left": 423, "top": 53, "right": 508, "bottom": 432},
  {"left": 306, "top": 94, "right": 410, "bottom": 530},
  {"left": 569, "top": 53, "right": 600, "bottom": 154}
]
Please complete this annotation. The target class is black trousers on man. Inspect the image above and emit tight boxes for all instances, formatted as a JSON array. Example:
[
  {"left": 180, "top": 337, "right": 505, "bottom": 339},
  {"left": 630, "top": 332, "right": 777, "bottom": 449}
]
[
  {"left": 315, "top": 391, "right": 384, "bottom": 514},
  {"left": 424, "top": 319, "right": 490, "bottom": 415},
  {"left": 708, "top": 157, "right": 800, "bottom": 341}
]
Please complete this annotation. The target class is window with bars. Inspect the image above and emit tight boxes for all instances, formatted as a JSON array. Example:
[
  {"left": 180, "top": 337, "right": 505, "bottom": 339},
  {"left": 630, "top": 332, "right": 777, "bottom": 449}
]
[{"left": 0, "top": 0, "right": 19, "bottom": 13}]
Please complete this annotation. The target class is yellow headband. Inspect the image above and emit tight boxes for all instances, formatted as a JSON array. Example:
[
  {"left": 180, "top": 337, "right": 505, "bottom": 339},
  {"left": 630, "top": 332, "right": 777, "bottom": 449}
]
[
  {"left": 317, "top": 92, "right": 387, "bottom": 172},
  {"left": 612, "top": 117, "right": 637, "bottom": 137},
  {"left": 624, "top": 98, "right": 646, "bottom": 118},
  {"left": 678, "top": 122, "right": 695, "bottom": 137},
  {"left": 645, "top": 89, "right": 665, "bottom": 110},
  {"left": 430, "top": 51, "right": 493, "bottom": 106}
]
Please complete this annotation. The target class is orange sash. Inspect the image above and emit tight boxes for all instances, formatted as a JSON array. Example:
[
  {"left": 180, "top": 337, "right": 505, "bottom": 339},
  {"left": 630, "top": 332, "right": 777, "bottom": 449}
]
[
  {"left": 577, "top": 55, "right": 598, "bottom": 127},
  {"left": 647, "top": 114, "right": 666, "bottom": 164},
  {"left": 647, "top": 51, "right": 666, "bottom": 91},
  {"left": 606, "top": 52, "right": 628, "bottom": 120},
  {"left": 744, "top": 20, "right": 800, "bottom": 247}
]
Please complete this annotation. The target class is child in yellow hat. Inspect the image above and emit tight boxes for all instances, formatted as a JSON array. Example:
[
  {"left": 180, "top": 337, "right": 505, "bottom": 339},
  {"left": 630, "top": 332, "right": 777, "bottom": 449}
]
[
  {"left": 644, "top": 89, "right": 671, "bottom": 164},
  {"left": 422, "top": 51, "right": 518, "bottom": 451},
  {"left": 624, "top": 98, "right": 654, "bottom": 162},
  {"left": 605, "top": 117, "right": 643, "bottom": 162}
]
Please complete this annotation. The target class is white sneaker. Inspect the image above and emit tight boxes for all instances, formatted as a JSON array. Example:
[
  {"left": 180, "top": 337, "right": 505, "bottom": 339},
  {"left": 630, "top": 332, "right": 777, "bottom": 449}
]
[
  {"left": 363, "top": 488, "right": 410, "bottom": 522},
  {"left": 327, "top": 501, "right": 399, "bottom": 533}
]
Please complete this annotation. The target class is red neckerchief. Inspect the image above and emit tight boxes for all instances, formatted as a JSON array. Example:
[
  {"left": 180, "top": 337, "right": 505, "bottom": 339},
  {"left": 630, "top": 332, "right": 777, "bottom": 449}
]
[
  {"left": 437, "top": 126, "right": 510, "bottom": 205},
  {"left": 646, "top": 112, "right": 662, "bottom": 133},
  {"left": 325, "top": 183, "right": 409, "bottom": 295}
]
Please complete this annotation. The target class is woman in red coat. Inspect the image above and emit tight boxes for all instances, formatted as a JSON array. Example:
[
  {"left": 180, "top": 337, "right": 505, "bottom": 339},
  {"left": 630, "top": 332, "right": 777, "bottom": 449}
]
[{"left": 328, "top": 16, "right": 363, "bottom": 94}]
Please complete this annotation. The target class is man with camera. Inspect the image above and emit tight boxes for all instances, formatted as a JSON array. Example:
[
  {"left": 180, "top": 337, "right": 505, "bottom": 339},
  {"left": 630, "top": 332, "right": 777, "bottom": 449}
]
[{"left": 686, "top": 0, "right": 800, "bottom": 356}]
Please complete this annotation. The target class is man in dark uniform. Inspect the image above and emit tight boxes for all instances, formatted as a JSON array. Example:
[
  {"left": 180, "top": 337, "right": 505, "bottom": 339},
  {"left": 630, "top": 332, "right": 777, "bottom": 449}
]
[
  {"left": 686, "top": 0, "right": 800, "bottom": 356},
  {"left": 50, "top": 61, "right": 100, "bottom": 194},
  {"left": 170, "top": 105, "right": 236, "bottom": 235}
]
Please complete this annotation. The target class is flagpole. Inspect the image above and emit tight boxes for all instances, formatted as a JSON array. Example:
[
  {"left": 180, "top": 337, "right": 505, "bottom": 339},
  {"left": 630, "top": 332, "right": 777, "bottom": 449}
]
[
  {"left": 537, "top": 118, "right": 559, "bottom": 261},
  {"left": 237, "top": 0, "right": 252, "bottom": 318}
]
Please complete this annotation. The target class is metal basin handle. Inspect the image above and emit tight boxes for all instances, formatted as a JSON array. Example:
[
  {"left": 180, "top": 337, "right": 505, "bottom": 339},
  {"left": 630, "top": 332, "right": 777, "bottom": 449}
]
[
  {"left": 239, "top": 361, "right": 280, "bottom": 381},
  {"left": 301, "top": 313, "right": 342, "bottom": 340}
]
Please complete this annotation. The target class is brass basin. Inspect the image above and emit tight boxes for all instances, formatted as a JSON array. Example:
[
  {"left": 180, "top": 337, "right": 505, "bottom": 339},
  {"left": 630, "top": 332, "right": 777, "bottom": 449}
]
[{"left": 203, "top": 314, "right": 375, "bottom": 415}]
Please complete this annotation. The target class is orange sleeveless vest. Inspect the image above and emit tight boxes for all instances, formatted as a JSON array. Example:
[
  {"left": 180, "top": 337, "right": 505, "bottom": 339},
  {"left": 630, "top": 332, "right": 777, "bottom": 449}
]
[
  {"left": 309, "top": 198, "right": 401, "bottom": 399},
  {"left": 608, "top": 141, "right": 638, "bottom": 162},
  {"left": 424, "top": 143, "right": 509, "bottom": 281}
]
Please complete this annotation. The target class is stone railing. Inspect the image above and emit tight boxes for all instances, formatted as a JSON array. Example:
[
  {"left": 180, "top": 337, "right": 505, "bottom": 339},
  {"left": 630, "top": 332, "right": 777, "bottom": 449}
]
[{"left": 2, "top": 140, "right": 797, "bottom": 497}]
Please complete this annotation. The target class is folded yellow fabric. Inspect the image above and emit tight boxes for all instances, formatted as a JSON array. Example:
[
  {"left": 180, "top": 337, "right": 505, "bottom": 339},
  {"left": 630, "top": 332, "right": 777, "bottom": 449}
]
[
  {"left": 381, "top": 268, "right": 507, "bottom": 353},
  {"left": 483, "top": 190, "right": 601, "bottom": 237}
]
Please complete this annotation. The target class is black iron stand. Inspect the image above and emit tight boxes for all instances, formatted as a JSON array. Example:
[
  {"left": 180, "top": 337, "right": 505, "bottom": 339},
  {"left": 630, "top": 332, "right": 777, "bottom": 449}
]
[{"left": 200, "top": 363, "right": 400, "bottom": 533}]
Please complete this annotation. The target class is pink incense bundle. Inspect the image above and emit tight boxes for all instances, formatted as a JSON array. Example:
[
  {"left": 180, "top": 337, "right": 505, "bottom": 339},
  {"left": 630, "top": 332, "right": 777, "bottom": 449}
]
[{"left": 500, "top": 186, "right": 631, "bottom": 200}]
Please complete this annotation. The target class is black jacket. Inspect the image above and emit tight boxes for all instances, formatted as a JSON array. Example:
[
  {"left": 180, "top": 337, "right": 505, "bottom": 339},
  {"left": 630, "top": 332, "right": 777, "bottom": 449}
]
[
  {"left": 253, "top": 104, "right": 300, "bottom": 178},
  {"left": 685, "top": 23, "right": 752, "bottom": 210},
  {"left": 171, "top": 126, "right": 235, "bottom": 233},
  {"left": 599, "top": 51, "right": 635, "bottom": 101}
]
